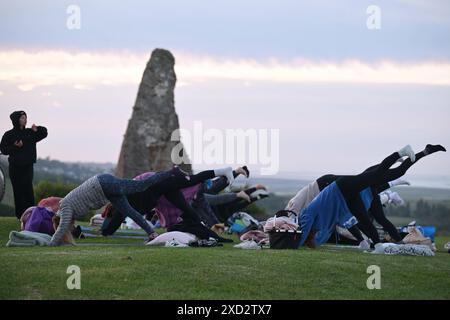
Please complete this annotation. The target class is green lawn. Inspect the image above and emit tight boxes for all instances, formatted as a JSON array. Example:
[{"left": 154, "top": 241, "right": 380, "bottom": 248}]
[{"left": 0, "top": 217, "right": 449, "bottom": 300}]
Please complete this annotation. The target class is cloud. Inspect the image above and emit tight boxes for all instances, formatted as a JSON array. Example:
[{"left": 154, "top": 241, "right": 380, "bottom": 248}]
[{"left": 0, "top": 49, "right": 449, "bottom": 92}]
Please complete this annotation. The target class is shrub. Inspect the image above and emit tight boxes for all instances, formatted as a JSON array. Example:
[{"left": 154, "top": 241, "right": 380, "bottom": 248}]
[{"left": 34, "top": 180, "right": 77, "bottom": 204}]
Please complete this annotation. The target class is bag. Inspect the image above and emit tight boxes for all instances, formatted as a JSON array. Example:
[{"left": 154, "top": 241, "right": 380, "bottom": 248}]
[
  {"left": 24, "top": 207, "right": 55, "bottom": 236},
  {"left": 268, "top": 210, "right": 301, "bottom": 249},
  {"left": 269, "top": 229, "right": 302, "bottom": 250},
  {"left": 228, "top": 212, "right": 260, "bottom": 234}
]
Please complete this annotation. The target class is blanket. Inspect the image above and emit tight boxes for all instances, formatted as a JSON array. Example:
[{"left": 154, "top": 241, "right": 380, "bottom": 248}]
[
  {"left": 146, "top": 231, "right": 197, "bottom": 246},
  {"left": 264, "top": 216, "right": 298, "bottom": 232},
  {"left": 6, "top": 231, "right": 51, "bottom": 247},
  {"left": 372, "top": 243, "right": 435, "bottom": 257}
]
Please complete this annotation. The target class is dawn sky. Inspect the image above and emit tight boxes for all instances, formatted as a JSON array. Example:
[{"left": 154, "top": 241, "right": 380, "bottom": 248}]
[{"left": 1, "top": 0, "right": 449, "bottom": 182}]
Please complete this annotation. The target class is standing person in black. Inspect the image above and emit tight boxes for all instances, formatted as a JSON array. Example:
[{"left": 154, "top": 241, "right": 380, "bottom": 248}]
[{"left": 0, "top": 111, "right": 48, "bottom": 219}]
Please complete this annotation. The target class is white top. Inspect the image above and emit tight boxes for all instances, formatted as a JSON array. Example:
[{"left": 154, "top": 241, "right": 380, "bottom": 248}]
[{"left": 285, "top": 181, "right": 320, "bottom": 215}]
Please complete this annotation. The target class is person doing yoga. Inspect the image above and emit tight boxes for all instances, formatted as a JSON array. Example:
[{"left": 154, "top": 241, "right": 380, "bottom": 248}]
[
  {"left": 298, "top": 144, "right": 446, "bottom": 249},
  {"left": 287, "top": 171, "right": 409, "bottom": 247}
]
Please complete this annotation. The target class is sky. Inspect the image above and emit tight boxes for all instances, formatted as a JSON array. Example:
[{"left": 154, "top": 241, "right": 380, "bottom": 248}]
[{"left": 0, "top": 0, "right": 449, "bottom": 183}]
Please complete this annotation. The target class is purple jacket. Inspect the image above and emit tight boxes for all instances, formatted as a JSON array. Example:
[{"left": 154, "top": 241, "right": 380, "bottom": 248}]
[
  {"left": 24, "top": 207, "right": 55, "bottom": 235},
  {"left": 134, "top": 172, "right": 201, "bottom": 228}
]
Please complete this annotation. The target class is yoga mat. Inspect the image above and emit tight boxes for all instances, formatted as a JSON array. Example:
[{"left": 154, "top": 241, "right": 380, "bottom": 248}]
[
  {"left": 76, "top": 243, "right": 144, "bottom": 247},
  {"left": 82, "top": 233, "right": 148, "bottom": 240}
]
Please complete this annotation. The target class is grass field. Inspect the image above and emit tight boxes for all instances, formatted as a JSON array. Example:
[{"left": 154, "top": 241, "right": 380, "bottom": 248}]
[{"left": 0, "top": 217, "right": 449, "bottom": 300}]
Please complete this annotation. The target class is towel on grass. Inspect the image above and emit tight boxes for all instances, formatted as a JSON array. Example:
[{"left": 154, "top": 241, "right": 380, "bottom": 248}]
[
  {"left": 6, "top": 231, "right": 51, "bottom": 247},
  {"left": 373, "top": 243, "right": 435, "bottom": 257}
]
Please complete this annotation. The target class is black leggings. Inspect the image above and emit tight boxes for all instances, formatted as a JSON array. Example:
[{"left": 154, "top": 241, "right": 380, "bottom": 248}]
[
  {"left": 335, "top": 152, "right": 401, "bottom": 244},
  {"left": 154, "top": 168, "right": 215, "bottom": 223},
  {"left": 102, "top": 168, "right": 216, "bottom": 236},
  {"left": 345, "top": 155, "right": 425, "bottom": 242},
  {"left": 317, "top": 151, "right": 423, "bottom": 194},
  {"left": 154, "top": 168, "right": 215, "bottom": 192},
  {"left": 214, "top": 187, "right": 259, "bottom": 222},
  {"left": 317, "top": 153, "right": 423, "bottom": 243},
  {"left": 369, "top": 189, "right": 402, "bottom": 242}
]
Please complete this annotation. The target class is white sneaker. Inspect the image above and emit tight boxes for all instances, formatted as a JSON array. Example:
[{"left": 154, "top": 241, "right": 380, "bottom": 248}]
[
  {"left": 358, "top": 240, "right": 371, "bottom": 251},
  {"left": 398, "top": 145, "right": 416, "bottom": 163},
  {"left": 388, "top": 191, "right": 405, "bottom": 206},
  {"left": 234, "top": 240, "right": 261, "bottom": 250}
]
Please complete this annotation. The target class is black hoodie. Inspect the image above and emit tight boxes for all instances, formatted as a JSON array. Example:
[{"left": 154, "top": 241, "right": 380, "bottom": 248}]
[{"left": 0, "top": 111, "right": 48, "bottom": 166}]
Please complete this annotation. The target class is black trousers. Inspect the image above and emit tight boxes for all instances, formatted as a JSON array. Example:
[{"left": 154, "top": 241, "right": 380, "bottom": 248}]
[
  {"left": 335, "top": 152, "right": 401, "bottom": 244},
  {"left": 367, "top": 188, "right": 402, "bottom": 242},
  {"left": 214, "top": 187, "right": 259, "bottom": 222},
  {"left": 317, "top": 157, "right": 406, "bottom": 243},
  {"left": 9, "top": 163, "right": 35, "bottom": 219}
]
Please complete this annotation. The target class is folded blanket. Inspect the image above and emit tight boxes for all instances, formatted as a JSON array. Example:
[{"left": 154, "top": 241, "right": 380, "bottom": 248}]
[
  {"left": 240, "top": 230, "right": 269, "bottom": 244},
  {"left": 6, "top": 231, "right": 52, "bottom": 247},
  {"left": 264, "top": 216, "right": 299, "bottom": 232},
  {"left": 373, "top": 243, "right": 435, "bottom": 257}
]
